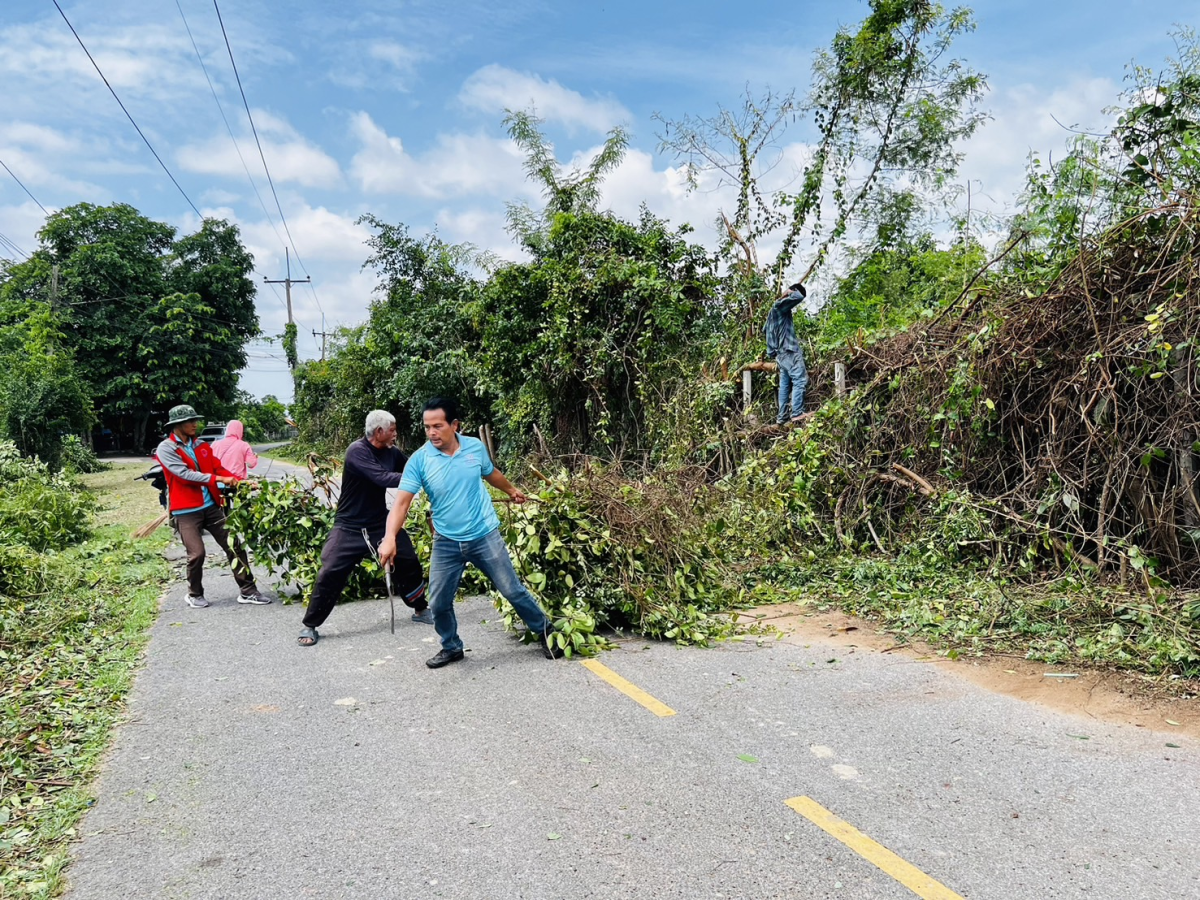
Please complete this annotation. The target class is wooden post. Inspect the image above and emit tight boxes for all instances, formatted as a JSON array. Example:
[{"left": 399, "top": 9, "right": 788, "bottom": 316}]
[
  {"left": 835, "top": 362, "right": 846, "bottom": 398},
  {"left": 743, "top": 369, "right": 753, "bottom": 413},
  {"left": 1174, "top": 348, "right": 1199, "bottom": 529},
  {"left": 264, "top": 248, "right": 311, "bottom": 371}
]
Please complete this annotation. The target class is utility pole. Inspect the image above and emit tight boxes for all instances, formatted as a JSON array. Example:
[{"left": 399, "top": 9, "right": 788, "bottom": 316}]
[
  {"left": 312, "top": 328, "right": 329, "bottom": 361},
  {"left": 263, "top": 248, "right": 310, "bottom": 369}
]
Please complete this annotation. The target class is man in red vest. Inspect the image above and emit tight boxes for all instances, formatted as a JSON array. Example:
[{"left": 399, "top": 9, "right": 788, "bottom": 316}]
[{"left": 155, "top": 404, "right": 269, "bottom": 608}]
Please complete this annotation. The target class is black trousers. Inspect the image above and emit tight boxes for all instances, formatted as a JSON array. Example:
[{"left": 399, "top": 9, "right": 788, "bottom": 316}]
[{"left": 303, "top": 524, "right": 425, "bottom": 628}]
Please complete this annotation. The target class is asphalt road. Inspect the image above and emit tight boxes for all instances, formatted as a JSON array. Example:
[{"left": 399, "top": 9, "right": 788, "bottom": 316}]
[{"left": 61, "top": 540, "right": 1199, "bottom": 899}]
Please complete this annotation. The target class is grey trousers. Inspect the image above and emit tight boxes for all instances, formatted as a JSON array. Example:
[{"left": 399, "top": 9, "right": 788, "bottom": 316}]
[{"left": 174, "top": 504, "right": 257, "bottom": 599}]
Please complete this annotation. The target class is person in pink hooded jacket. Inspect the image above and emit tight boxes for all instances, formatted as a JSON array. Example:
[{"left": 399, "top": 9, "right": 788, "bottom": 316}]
[{"left": 211, "top": 420, "right": 258, "bottom": 478}]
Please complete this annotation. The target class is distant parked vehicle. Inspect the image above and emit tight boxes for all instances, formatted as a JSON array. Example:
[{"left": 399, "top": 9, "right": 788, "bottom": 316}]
[{"left": 198, "top": 423, "right": 226, "bottom": 443}]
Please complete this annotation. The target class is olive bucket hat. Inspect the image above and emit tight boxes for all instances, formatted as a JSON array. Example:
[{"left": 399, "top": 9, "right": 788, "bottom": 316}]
[{"left": 165, "top": 404, "right": 202, "bottom": 427}]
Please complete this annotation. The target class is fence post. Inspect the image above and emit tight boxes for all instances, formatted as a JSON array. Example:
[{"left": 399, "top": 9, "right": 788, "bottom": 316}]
[
  {"left": 835, "top": 362, "right": 847, "bottom": 398},
  {"left": 1174, "top": 348, "right": 1199, "bottom": 529},
  {"left": 743, "top": 368, "right": 753, "bottom": 413}
]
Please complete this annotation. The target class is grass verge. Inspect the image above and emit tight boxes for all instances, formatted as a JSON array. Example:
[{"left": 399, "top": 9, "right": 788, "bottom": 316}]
[{"left": 0, "top": 463, "right": 170, "bottom": 899}]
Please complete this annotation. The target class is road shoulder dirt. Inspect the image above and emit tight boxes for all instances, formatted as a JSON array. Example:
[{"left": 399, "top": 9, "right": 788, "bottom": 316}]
[{"left": 745, "top": 601, "right": 1200, "bottom": 741}]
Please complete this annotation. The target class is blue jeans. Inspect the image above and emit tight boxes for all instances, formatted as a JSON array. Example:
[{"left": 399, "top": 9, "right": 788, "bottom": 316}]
[
  {"left": 429, "top": 528, "right": 549, "bottom": 653},
  {"left": 775, "top": 347, "right": 808, "bottom": 422}
]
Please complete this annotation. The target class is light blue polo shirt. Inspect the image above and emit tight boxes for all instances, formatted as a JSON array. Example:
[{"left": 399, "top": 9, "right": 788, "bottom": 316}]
[{"left": 399, "top": 435, "right": 499, "bottom": 542}]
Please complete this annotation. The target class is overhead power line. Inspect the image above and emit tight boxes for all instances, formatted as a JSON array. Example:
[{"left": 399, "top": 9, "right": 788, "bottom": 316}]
[
  {"left": 211, "top": 0, "right": 299, "bottom": 261},
  {"left": 174, "top": 0, "right": 289, "bottom": 255},
  {"left": 0, "top": 231, "right": 29, "bottom": 260},
  {"left": 51, "top": 0, "right": 203, "bottom": 219},
  {"left": 0, "top": 158, "right": 49, "bottom": 215},
  {"left": 211, "top": 0, "right": 327, "bottom": 325}
]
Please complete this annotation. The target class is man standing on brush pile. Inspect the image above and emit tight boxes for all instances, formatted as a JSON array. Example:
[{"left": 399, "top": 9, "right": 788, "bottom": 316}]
[
  {"left": 297, "top": 410, "right": 430, "bottom": 647},
  {"left": 156, "top": 404, "right": 269, "bottom": 608},
  {"left": 377, "top": 397, "right": 561, "bottom": 668},
  {"left": 765, "top": 282, "right": 810, "bottom": 425}
]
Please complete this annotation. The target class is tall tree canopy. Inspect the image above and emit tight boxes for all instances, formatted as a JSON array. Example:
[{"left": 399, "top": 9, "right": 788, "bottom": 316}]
[
  {"left": 291, "top": 220, "right": 488, "bottom": 450},
  {"left": 0, "top": 203, "right": 259, "bottom": 450}
]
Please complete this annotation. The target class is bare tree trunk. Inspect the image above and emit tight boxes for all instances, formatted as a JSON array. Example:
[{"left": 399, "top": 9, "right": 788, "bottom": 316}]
[{"left": 134, "top": 413, "right": 149, "bottom": 453}]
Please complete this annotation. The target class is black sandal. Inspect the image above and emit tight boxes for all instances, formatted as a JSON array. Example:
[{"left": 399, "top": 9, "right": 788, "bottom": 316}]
[{"left": 298, "top": 627, "right": 318, "bottom": 647}]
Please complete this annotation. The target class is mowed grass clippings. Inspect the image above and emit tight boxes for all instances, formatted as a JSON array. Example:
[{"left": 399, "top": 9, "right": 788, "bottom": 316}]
[{"left": 1, "top": 463, "right": 170, "bottom": 899}]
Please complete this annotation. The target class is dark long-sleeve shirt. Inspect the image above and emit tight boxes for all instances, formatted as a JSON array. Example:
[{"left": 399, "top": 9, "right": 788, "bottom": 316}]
[
  {"left": 764, "top": 288, "right": 806, "bottom": 358},
  {"left": 334, "top": 437, "right": 409, "bottom": 530}
]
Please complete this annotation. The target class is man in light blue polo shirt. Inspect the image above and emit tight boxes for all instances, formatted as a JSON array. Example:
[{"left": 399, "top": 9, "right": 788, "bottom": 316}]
[{"left": 378, "top": 397, "right": 559, "bottom": 668}]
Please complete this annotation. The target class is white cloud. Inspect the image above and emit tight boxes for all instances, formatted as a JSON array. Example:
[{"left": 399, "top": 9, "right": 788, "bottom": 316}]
[
  {"left": 349, "top": 112, "right": 534, "bottom": 200},
  {"left": 369, "top": 40, "right": 422, "bottom": 74},
  {"left": 230, "top": 205, "right": 371, "bottom": 274},
  {"left": 3, "top": 122, "right": 78, "bottom": 155},
  {"left": 431, "top": 207, "right": 526, "bottom": 264},
  {"left": 0, "top": 202, "right": 50, "bottom": 260},
  {"left": 176, "top": 110, "right": 342, "bottom": 188},
  {"left": 328, "top": 39, "right": 425, "bottom": 91},
  {"left": 595, "top": 147, "right": 725, "bottom": 232},
  {"left": 957, "top": 76, "right": 1119, "bottom": 220},
  {"left": 200, "top": 188, "right": 242, "bottom": 206},
  {"left": 459, "top": 64, "right": 630, "bottom": 134},
  {"left": 591, "top": 141, "right": 822, "bottom": 263},
  {"left": 0, "top": 144, "right": 102, "bottom": 198},
  {"left": 0, "top": 20, "right": 206, "bottom": 116}
]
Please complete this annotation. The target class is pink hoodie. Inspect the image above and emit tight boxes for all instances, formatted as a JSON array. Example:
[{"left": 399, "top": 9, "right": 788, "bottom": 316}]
[{"left": 211, "top": 420, "right": 258, "bottom": 478}]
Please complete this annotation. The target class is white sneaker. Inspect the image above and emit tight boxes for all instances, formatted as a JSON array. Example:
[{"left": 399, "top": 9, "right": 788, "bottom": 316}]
[{"left": 186, "top": 595, "right": 210, "bottom": 608}]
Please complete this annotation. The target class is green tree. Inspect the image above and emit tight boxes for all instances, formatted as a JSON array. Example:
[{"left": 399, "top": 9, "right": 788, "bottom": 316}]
[
  {"left": 658, "top": 0, "right": 987, "bottom": 303},
  {"left": 480, "top": 206, "right": 718, "bottom": 455},
  {"left": 0, "top": 203, "right": 259, "bottom": 449},
  {"left": 291, "top": 223, "right": 490, "bottom": 452},
  {"left": 0, "top": 305, "right": 93, "bottom": 467},
  {"left": 504, "top": 110, "right": 629, "bottom": 248},
  {"left": 226, "top": 391, "right": 289, "bottom": 440},
  {"left": 358, "top": 218, "right": 491, "bottom": 438},
  {"left": 1007, "top": 29, "right": 1200, "bottom": 283},
  {"left": 816, "top": 191, "right": 987, "bottom": 350},
  {"left": 477, "top": 114, "right": 720, "bottom": 456}
]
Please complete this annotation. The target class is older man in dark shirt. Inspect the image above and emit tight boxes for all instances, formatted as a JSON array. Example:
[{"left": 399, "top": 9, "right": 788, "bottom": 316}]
[
  {"left": 764, "top": 282, "right": 809, "bottom": 424},
  {"left": 298, "top": 410, "right": 429, "bottom": 647}
]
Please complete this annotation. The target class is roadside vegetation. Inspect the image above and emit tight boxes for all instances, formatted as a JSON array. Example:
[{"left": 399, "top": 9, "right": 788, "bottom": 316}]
[
  {"left": 1, "top": 36, "right": 1197, "bottom": 900},
  {"left": 266, "top": 17, "right": 1199, "bottom": 678},
  {"left": 2, "top": 6, "right": 1194, "bottom": 900},
  {"left": 0, "top": 448, "right": 170, "bottom": 898}
]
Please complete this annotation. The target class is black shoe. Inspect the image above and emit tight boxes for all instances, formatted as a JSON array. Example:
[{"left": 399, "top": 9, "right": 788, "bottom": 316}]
[
  {"left": 538, "top": 624, "right": 563, "bottom": 660},
  {"left": 426, "top": 648, "right": 465, "bottom": 669}
]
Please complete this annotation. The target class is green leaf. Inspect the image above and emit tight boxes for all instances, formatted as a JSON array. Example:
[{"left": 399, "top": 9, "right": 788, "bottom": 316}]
[{"left": 736, "top": 754, "right": 759, "bottom": 763}]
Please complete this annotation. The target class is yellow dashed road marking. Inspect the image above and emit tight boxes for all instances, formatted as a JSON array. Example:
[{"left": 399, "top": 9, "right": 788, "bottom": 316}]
[
  {"left": 785, "top": 796, "right": 964, "bottom": 900},
  {"left": 579, "top": 659, "right": 676, "bottom": 717}
]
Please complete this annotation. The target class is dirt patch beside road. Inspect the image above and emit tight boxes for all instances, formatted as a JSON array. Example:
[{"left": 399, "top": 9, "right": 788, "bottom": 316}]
[{"left": 744, "top": 602, "right": 1200, "bottom": 742}]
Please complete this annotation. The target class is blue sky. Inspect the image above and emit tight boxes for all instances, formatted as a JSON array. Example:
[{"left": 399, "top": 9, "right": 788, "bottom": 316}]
[{"left": 0, "top": 1, "right": 1194, "bottom": 403}]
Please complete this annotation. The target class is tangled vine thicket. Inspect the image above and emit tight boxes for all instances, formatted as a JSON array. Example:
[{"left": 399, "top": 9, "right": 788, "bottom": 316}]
[{"left": 834, "top": 204, "right": 1199, "bottom": 585}]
